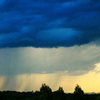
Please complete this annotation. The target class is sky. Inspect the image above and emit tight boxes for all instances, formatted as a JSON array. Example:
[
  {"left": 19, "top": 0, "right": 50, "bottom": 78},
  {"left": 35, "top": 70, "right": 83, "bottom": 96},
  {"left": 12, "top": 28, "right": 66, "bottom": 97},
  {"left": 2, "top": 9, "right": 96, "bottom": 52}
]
[{"left": 0, "top": 0, "right": 100, "bottom": 92}]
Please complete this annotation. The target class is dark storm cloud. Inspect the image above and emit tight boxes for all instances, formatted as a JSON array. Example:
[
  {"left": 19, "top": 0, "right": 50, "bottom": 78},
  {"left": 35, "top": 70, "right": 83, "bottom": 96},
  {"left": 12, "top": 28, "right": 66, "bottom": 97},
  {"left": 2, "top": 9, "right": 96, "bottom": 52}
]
[{"left": 0, "top": 0, "right": 100, "bottom": 48}]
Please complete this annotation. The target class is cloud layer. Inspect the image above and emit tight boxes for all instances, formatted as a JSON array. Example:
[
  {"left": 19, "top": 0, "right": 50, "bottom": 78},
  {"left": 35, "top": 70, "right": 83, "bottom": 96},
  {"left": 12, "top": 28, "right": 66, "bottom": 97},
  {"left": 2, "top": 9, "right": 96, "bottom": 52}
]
[
  {"left": 0, "top": 44, "right": 100, "bottom": 76},
  {"left": 0, "top": 0, "right": 100, "bottom": 48}
]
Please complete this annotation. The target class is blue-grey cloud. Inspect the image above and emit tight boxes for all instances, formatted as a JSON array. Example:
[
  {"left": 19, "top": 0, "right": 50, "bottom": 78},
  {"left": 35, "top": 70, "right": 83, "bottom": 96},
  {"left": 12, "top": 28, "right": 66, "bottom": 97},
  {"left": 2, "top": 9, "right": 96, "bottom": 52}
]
[
  {"left": 0, "top": 0, "right": 100, "bottom": 48},
  {"left": 0, "top": 45, "right": 100, "bottom": 76}
]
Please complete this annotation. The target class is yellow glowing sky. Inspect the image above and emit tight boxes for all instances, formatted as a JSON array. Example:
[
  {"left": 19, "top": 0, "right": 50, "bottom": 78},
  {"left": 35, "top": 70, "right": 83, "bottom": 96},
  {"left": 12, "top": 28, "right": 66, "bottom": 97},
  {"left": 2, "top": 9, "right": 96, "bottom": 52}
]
[{"left": 0, "top": 63, "right": 100, "bottom": 93}]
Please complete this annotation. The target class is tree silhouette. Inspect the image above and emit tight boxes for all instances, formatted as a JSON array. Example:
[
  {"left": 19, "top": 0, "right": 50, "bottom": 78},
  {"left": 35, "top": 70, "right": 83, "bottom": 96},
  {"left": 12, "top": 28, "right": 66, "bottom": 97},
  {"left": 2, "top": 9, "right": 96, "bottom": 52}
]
[
  {"left": 40, "top": 83, "right": 52, "bottom": 93},
  {"left": 74, "top": 84, "right": 84, "bottom": 100},
  {"left": 0, "top": 83, "right": 100, "bottom": 100},
  {"left": 57, "top": 87, "right": 64, "bottom": 93},
  {"left": 74, "top": 84, "right": 84, "bottom": 95},
  {"left": 40, "top": 83, "right": 52, "bottom": 100}
]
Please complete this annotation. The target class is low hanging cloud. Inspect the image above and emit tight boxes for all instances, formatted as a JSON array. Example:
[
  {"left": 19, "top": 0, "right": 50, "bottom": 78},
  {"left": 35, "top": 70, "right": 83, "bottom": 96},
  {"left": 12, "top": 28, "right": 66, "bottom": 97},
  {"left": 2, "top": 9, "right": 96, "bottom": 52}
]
[
  {"left": 0, "top": 0, "right": 100, "bottom": 48},
  {"left": 0, "top": 44, "right": 100, "bottom": 76}
]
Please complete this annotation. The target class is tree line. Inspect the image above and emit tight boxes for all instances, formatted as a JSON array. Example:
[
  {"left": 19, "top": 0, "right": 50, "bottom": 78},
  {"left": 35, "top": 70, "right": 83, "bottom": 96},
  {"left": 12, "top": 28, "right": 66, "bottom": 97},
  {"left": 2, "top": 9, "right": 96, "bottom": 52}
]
[{"left": 0, "top": 83, "right": 100, "bottom": 100}]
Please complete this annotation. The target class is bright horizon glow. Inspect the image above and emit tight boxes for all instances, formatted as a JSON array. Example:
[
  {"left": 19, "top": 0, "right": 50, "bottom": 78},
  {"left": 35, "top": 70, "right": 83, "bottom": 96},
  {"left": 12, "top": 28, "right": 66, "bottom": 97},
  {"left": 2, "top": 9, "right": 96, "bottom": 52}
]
[
  {"left": 0, "top": 63, "right": 100, "bottom": 93},
  {"left": 0, "top": 46, "right": 100, "bottom": 93}
]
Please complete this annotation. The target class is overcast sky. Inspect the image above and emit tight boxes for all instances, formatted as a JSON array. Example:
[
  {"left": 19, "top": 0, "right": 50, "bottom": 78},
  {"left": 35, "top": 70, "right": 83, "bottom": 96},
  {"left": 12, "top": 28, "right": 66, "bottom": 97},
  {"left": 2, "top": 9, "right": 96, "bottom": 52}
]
[{"left": 0, "top": 0, "right": 100, "bottom": 92}]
